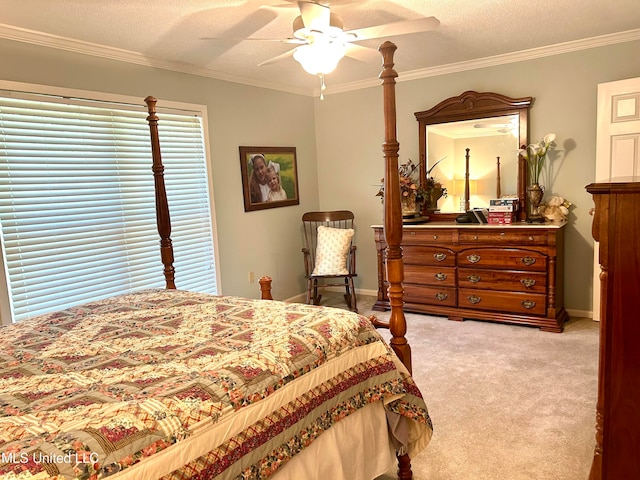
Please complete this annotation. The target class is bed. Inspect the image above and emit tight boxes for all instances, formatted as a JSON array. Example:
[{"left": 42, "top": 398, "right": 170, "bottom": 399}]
[{"left": 0, "top": 42, "right": 431, "bottom": 480}]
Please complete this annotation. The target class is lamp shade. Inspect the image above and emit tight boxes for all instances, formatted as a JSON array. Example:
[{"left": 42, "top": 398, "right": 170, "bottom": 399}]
[{"left": 452, "top": 178, "right": 478, "bottom": 195}]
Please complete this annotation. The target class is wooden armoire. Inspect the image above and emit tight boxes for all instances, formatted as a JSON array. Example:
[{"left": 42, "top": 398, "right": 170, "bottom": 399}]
[{"left": 586, "top": 177, "right": 640, "bottom": 479}]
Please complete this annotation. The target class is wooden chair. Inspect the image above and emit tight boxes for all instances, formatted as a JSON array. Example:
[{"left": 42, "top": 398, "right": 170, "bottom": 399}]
[{"left": 302, "top": 210, "right": 357, "bottom": 312}]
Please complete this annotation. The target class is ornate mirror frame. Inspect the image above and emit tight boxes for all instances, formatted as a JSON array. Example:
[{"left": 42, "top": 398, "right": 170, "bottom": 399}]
[{"left": 415, "top": 91, "right": 533, "bottom": 221}]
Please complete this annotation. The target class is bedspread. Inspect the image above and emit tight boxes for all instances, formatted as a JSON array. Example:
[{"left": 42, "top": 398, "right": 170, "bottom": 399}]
[{"left": 0, "top": 290, "right": 432, "bottom": 479}]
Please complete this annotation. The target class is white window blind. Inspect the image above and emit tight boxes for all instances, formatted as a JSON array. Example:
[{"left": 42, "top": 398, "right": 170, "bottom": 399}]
[{"left": 0, "top": 93, "right": 218, "bottom": 323}]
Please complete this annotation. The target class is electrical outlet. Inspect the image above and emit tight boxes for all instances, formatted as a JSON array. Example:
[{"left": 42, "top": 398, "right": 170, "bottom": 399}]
[{"left": 248, "top": 271, "right": 255, "bottom": 283}]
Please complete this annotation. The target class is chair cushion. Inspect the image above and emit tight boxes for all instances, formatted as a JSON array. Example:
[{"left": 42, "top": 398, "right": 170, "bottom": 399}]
[{"left": 312, "top": 226, "right": 354, "bottom": 276}]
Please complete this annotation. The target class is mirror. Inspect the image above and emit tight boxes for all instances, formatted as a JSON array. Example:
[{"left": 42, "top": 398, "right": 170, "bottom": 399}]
[{"left": 415, "top": 91, "right": 532, "bottom": 221}]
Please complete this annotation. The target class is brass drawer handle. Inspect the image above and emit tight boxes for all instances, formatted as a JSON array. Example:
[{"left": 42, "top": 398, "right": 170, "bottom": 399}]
[
  {"left": 467, "top": 254, "right": 481, "bottom": 263},
  {"left": 468, "top": 295, "right": 481, "bottom": 305},
  {"left": 467, "top": 274, "right": 481, "bottom": 283},
  {"left": 433, "top": 235, "right": 438, "bottom": 240},
  {"left": 434, "top": 253, "right": 447, "bottom": 262},
  {"left": 521, "top": 299, "right": 536, "bottom": 309},
  {"left": 521, "top": 256, "right": 536, "bottom": 266},
  {"left": 473, "top": 235, "right": 479, "bottom": 240},
  {"left": 434, "top": 272, "right": 447, "bottom": 281},
  {"left": 521, "top": 278, "right": 536, "bottom": 288},
  {"left": 528, "top": 236, "right": 534, "bottom": 241},
  {"left": 435, "top": 292, "right": 448, "bottom": 301}
]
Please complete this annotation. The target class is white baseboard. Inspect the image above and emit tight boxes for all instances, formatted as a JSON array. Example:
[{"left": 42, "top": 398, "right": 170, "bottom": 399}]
[
  {"left": 285, "top": 290, "right": 596, "bottom": 322},
  {"left": 567, "top": 308, "right": 595, "bottom": 320},
  {"left": 284, "top": 292, "right": 307, "bottom": 303},
  {"left": 284, "top": 287, "right": 378, "bottom": 304}
]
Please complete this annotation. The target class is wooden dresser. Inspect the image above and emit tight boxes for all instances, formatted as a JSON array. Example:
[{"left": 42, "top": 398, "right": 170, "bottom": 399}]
[
  {"left": 372, "top": 222, "right": 568, "bottom": 332},
  {"left": 586, "top": 178, "right": 640, "bottom": 480}
]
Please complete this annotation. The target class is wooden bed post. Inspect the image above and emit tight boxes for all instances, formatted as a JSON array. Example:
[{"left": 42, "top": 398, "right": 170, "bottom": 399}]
[
  {"left": 259, "top": 276, "right": 273, "bottom": 300},
  {"left": 464, "top": 147, "right": 471, "bottom": 212},
  {"left": 144, "top": 96, "right": 176, "bottom": 289},
  {"left": 379, "top": 42, "right": 412, "bottom": 374},
  {"left": 379, "top": 39, "right": 414, "bottom": 480}
]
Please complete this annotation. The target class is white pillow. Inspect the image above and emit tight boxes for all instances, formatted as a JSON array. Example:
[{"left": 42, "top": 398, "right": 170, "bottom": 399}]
[{"left": 312, "top": 225, "right": 354, "bottom": 276}]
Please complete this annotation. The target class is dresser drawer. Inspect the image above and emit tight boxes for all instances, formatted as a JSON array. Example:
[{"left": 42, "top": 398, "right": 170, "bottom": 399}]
[
  {"left": 458, "top": 229, "right": 548, "bottom": 245},
  {"left": 458, "top": 248, "right": 547, "bottom": 271},
  {"left": 458, "top": 268, "right": 546, "bottom": 293},
  {"left": 405, "top": 265, "right": 456, "bottom": 287},
  {"left": 459, "top": 288, "right": 546, "bottom": 316},
  {"left": 403, "top": 228, "right": 455, "bottom": 245},
  {"left": 403, "top": 245, "right": 456, "bottom": 266},
  {"left": 404, "top": 284, "right": 457, "bottom": 307},
  {"left": 373, "top": 223, "right": 566, "bottom": 331}
]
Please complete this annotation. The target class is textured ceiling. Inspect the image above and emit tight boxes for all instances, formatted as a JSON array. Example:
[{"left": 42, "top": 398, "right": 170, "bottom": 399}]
[{"left": 1, "top": 0, "right": 639, "bottom": 96}]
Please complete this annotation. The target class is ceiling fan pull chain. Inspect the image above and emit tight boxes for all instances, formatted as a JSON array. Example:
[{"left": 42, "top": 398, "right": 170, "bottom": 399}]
[{"left": 319, "top": 73, "right": 326, "bottom": 100}]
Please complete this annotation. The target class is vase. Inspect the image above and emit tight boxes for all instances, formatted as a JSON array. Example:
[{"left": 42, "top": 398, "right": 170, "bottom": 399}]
[
  {"left": 425, "top": 186, "right": 444, "bottom": 212},
  {"left": 401, "top": 193, "right": 419, "bottom": 218},
  {"left": 526, "top": 183, "right": 545, "bottom": 223}
]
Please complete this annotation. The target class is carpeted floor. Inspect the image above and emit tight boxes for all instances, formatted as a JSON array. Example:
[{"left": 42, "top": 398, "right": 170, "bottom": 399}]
[{"left": 319, "top": 292, "right": 599, "bottom": 480}]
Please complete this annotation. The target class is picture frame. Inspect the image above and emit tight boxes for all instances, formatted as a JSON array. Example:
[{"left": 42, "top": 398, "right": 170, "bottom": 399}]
[{"left": 239, "top": 146, "right": 300, "bottom": 212}]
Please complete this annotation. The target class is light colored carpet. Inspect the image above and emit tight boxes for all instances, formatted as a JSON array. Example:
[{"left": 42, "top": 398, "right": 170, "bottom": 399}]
[{"left": 319, "top": 293, "right": 599, "bottom": 480}]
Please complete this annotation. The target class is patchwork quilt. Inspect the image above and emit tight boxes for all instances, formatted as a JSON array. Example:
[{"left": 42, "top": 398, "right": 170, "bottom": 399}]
[{"left": 0, "top": 290, "right": 432, "bottom": 479}]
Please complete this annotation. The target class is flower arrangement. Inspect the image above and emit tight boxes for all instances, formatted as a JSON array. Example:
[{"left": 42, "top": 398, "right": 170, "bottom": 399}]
[
  {"left": 398, "top": 159, "right": 424, "bottom": 199},
  {"left": 376, "top": 157, "right": 447, "bottom": 203},
  {"left": 518, "top": 133, "right": 556, "bottom": 185}
]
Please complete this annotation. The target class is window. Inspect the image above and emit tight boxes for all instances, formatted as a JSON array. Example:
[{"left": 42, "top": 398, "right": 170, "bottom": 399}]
[{"left": 0, "top": 86, "right": 219, "bottom": 323}]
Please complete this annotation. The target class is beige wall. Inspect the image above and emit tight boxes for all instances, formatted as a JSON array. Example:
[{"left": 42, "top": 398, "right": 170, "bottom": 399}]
[
  {"left": 314, "top": 40, "right": 640, "bottom": 314},
  {"left": 0, "top": 39, "right": 319, "bottom": 301},
  {"left": 1, "top": 37, "right": 640, "bottom": 314}
]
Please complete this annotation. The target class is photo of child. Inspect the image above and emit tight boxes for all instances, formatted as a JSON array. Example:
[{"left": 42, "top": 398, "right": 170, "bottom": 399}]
[
  {"left": 239, "top": 146, "right": 299, "bottom": 212},
  {"left": 266, "top": 161, "right": 287, "bottom": 202}
]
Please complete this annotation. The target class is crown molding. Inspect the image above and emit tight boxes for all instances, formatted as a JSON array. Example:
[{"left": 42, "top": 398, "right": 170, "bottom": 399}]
[
  {"left": 324, "top": 29, "right": 640, "bottom": 96},
  {"left": 2, "top": 23, "right": 638, "bottom": 98},
  {"left": 0, "top": 23, "right": 312, "bottom": 97}
]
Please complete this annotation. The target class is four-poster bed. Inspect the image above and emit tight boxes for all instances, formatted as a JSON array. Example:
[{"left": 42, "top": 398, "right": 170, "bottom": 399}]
[{"left": 0, "top": 43, "right": 429, "bottom": 480}]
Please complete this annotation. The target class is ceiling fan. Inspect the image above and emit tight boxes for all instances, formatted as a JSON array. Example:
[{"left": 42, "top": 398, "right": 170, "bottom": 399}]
[
  {"left": 474, "top": 123, "right": 513, "bottom": 134},
  {"left": 206, "top": 1, "right": 439, "bottom": 95},
  {"left": 474, "top": 116, "right": 519, "bottom": 134}
]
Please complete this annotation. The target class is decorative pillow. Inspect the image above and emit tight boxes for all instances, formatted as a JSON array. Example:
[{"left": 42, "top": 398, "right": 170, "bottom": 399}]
[{"left": 312, "top": 226, "right": 354, "bottom": 276}]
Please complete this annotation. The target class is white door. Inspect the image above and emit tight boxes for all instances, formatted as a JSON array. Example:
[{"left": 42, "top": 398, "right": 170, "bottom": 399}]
[{"left": 593, "top": 77, "right": 640, "bottom": 320}]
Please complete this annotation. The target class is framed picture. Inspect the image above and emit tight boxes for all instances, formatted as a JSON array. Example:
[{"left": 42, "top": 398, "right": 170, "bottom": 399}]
[{"left": 239, "top": 146, "right": 300, "bottom": 212}]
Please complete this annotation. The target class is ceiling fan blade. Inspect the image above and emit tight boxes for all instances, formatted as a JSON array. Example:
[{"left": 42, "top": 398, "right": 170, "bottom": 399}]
[
  {"left": 201, "top": 36, "right": 305, "bottom": 44},
  {"left": 344, "top": 43, "right": 379, "bottom": 63},
  {"left": 474, "top": 123, "right": 511, "bottom": 129},
  {"left": 258, "top": 47, "right": 297, "bottom": 67},
  {"left": 297, "top": 1, "right": 330, "bottom": 31},
  {"left": 346, "top": 16, "right": 440, "bottom": 41}
]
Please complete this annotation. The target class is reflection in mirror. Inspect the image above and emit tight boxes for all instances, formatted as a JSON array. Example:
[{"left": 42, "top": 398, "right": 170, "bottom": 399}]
[
  {"left": 415, "top": 91, "right": 533, "bottom": 221},
  {"left": 427, "top": 114, "right": 520, "bottom": 212}
]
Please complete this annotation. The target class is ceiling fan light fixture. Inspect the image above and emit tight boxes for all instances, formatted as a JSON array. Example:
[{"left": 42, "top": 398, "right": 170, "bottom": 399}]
[{"left": 293, "top": 40, "right": 346, "bottom": 75}]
